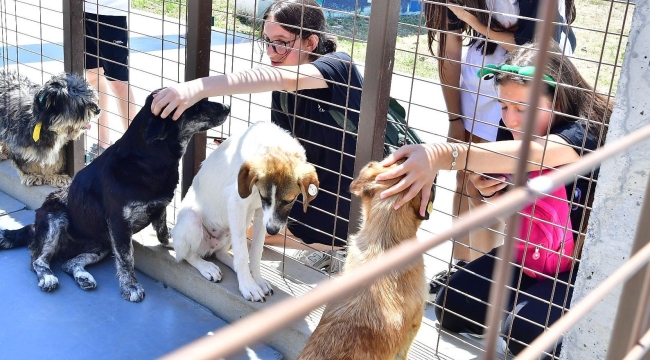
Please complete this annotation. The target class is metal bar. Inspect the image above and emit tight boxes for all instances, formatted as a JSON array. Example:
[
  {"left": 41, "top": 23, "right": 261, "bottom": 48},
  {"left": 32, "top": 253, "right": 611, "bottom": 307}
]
[
  {"left": 483, "top": 1, "right": 558, "bottom": 358},
  {"left": 181, "top": 0, "right": 213, "bottom": 198},
  {"left": 62, "top": 0, "right": 86, "bottom": 176},
  {"left": 161, "top": 123, "right": 650, "bottom": 360},
  {"left": 623, "top": 327, "right": 650, "bottom": 360},
  {"left": 606, "top": 173, "right": 650, "bottom": 360},
  {"left": 514, "top": 241, "right": 650, "bottom": 360},
  {"left": 347, "top": 0, "right": 401, "bottom": 236}
]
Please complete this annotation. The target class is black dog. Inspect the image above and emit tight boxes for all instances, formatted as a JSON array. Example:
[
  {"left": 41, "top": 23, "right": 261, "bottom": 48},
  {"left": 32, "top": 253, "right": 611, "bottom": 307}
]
[
  {"left": 0, "top": 71, "right": 100, "bottom": 187},
  {"left": 0, "top": 90, "right": 230, "bottom": 302}
]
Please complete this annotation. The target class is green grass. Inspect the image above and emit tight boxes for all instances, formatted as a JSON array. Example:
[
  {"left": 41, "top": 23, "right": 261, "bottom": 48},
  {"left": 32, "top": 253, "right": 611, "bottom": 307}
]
[{"left": 132, "top": 0, "right": 634, "bottom": 95}]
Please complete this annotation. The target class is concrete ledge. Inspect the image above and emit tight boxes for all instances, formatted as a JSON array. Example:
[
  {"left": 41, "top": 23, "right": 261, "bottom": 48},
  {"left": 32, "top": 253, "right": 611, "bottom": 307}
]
[
  {"left": 133, "top": 229, "right": 325, "bottom": 359},
  {"left": 0, "top": 160, "right": 55, "bottom": 210}
]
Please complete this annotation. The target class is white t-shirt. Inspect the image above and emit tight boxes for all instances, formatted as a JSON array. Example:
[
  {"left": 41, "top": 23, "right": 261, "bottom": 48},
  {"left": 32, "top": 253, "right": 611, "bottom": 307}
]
[
  {"left": 85, "top": 0, "right": 129, "bottom": 16},
  {"left": 459, "top": 0, "right": 518, "bottom": 142}
]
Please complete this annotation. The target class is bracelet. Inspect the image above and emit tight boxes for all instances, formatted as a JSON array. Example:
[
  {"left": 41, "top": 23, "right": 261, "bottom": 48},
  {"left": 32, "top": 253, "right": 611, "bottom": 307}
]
[
  {"left": 479, "top": 190, "right": 498, "bottom": 199},
  {"left": 449, "top": 144, "right": 458, "bottom": 170},
  {"left": 448, "top": 117, "right": 463, "bottom": 122}
]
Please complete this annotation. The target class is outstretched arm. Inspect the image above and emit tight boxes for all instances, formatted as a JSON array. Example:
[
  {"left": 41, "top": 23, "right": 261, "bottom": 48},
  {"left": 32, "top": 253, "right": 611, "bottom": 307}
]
[
  {"left": 446, "top": 4, "right": 518, "bottom": 51},
  {"left": 377, "top": 135, "right": 580, "bottom": 215},
  {"left": 151, "top": 64, "right": 328, "bottom": 120}
]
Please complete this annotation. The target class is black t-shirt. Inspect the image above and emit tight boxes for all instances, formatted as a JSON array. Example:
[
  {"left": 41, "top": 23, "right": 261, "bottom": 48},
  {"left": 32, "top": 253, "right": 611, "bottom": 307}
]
[
  {"left": 496, "top": 120, "right": 600, "bottom": 233},
  {"left": 271, "top": 52, "right": 363, "bottom": 247}
]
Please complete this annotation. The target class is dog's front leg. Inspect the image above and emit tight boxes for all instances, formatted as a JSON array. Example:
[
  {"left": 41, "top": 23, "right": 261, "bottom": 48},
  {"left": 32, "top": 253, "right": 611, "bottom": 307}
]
[
  {"left": 250, "top": 208, "right": 273, "bottom": 296},
  {"left": 228, "top": 202, "right": 266, "bottom": 302},
  {"left": 151, "top": 207, "right": 170, "bottom": 247},
  {"left": 108, "top": 218, "right": 145, "bottom": 302}
]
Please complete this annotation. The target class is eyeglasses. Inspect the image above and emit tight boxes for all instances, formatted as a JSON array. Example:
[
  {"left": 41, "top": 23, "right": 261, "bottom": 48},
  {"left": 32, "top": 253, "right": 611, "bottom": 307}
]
[
  {"left": 261, "top": 36, "right": 298, "bottom": 56},
  {"left": 477, "top": 64, "right": 557, "bottom": 88}
]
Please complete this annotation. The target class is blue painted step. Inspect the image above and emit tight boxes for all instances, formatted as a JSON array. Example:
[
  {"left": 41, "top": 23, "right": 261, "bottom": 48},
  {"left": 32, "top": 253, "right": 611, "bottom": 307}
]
[{"left": 0, "top": 192, "right": 282, "bottom": 360}]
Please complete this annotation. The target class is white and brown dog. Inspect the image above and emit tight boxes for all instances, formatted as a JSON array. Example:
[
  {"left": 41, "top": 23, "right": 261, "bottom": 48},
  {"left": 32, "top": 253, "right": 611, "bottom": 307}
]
[
  {"left": 172, "top": 121, "right": 319, "bottom": 301},
  {"left": 298, "top": 161, "right": 431, "bottom": 360}
]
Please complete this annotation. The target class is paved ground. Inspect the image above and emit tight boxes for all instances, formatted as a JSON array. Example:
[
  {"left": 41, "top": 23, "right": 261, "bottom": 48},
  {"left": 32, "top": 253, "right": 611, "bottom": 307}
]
[{"left": 0, "top": 191, "right": 282, "bottom": 360}]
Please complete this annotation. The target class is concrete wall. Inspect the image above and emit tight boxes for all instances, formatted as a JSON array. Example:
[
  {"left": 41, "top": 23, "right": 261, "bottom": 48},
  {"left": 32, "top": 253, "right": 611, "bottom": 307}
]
[{"left": 561, "top": 1, "right": 650, "bottom": 358}]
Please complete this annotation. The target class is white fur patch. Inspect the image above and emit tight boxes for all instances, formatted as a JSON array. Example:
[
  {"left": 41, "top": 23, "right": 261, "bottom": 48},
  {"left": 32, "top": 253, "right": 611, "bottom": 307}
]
[{"left": 122, "top": 200, "right": 167, "bottom": 226}]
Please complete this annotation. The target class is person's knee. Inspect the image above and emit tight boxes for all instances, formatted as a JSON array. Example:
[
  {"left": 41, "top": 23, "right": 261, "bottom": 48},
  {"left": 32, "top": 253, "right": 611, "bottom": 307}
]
[
  {"left": 85, "top": 69, "right": 104, "bottom": 87},
  {"left": 503, "top": 311, "right": 559, "bottom": 358},
  {"left": 434, "top": 286, "right": 469, "bottom": 333},
  {"left": 107, "top": 80, "right": 130, "bottom": 98}
]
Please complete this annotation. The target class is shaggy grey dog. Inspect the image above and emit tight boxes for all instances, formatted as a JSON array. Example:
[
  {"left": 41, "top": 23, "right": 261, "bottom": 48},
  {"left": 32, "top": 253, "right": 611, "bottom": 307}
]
[{"left": 0, "top": 71, "right": 100, "bottom": 187}]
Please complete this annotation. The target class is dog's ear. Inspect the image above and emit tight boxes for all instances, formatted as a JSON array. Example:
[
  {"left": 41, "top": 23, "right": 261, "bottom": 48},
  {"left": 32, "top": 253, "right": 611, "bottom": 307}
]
[
  {"left": 145, "top": 117, "right": 170, "bottom": 143},
  {"left": 349, "top": 161, "right": 384, "bottom": 198},
  {"left": 238, "top": 161, "right": 258, "bottom": 199},
  {"left": 297, "top": 164, "right": 319, "bottom": 212}
]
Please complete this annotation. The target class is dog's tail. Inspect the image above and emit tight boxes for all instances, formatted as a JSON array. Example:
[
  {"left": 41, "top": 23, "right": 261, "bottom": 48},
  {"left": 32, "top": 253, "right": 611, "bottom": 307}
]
[{"left": 0, "top": 224, "right": 34, "bottom": 249}]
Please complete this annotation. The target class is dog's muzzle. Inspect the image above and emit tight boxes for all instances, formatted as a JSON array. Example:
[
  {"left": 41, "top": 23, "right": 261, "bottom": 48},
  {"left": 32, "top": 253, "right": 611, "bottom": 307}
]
[{"left": 266, "top": 225, "right": 282, "bottom": 236}]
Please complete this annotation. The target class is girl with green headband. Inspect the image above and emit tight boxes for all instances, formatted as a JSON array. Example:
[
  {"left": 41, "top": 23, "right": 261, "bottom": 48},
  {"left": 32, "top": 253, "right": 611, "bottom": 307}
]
[
  {"left": 378, "top": 42, "right": 612, "bottom": 358},
  {"left": 424, "top": 0, "right": 578, "bottom": 291}
]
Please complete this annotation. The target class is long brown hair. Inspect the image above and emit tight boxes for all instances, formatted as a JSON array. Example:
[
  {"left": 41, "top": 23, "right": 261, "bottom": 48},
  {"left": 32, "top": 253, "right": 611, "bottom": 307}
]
[
  {"left": 425, "top": 0, "right": 509, "bottom": 59},
  {"left": 424, "top": 1, "right": 578, "bottom": 60},
  {"left": 493, "top": 41, "right": 612, "bottom": 146}
]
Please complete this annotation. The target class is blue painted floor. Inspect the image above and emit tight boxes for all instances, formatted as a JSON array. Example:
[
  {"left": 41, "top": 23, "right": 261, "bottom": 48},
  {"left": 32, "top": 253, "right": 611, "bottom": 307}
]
[{"left": 0, "top": 192, "right": 282, "bottom": 360}]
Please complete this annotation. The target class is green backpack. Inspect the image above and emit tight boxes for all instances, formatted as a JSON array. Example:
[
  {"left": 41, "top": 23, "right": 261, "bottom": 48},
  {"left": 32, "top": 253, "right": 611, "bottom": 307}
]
[{"left": 279, "top": 92, "right": 423, "bottom": 156}]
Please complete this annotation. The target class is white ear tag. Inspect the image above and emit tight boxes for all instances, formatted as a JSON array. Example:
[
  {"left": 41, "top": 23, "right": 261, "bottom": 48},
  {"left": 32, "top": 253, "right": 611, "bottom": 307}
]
[{"left": 308, "top": 184, "right": 318, "bottom": 196}]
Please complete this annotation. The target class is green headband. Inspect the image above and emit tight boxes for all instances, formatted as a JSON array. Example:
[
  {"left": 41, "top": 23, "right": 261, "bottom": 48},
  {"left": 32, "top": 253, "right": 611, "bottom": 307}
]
[{"left": 477, "top": 64, "right": 557, "bottom": 88}]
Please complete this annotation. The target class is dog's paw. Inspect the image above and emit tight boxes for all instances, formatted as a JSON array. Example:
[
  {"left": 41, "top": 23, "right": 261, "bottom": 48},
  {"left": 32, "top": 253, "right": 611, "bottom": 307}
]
[
  {"left": 120, "top": 282, "right": 146, "bottom": 302},
  {"left": 157, "top": 228, "right": 170, "bottom": 246},
  {"left": 38, "top": 274, "right": 59, "bottom": 292},
  {"left": 46, "top": 175, "right": 72, "bottom": 188},
  {"left": 254, "top": 276, "right": 274, "bottom": 296},
  {"left": 21, "top": 174, "right": 44, "bottom": 187},
  {"left": 197, "top": 262, "right": 222, "bottom": 283},
  {"left": 239, "top": 281, "right": 267, "bottom": 302},
  {"left": 74, "top": 272, "right": 97, "bottom": 290}
]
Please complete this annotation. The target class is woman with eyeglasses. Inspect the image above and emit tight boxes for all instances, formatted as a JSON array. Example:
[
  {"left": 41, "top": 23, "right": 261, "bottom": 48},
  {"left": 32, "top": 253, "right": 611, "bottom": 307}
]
[
  {"left": 377, "top": 41, "right": 612, "bottom": 358},
  {"left": 151, "top": 0, "right": 361, "bottom": 272}
]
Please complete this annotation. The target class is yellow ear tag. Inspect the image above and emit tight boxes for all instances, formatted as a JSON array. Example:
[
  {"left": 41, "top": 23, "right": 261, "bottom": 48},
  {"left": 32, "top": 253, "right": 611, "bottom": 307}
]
[
  {"left": 33, "top": 122, "right": 42, "bottom": 142},
  {"left": 427, "top": 200, "right": 434, "bottom": 215}
]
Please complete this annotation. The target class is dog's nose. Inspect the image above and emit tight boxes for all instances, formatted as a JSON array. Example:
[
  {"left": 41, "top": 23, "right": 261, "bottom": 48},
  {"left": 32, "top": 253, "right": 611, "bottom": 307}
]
[{"left": 266, "top": 225, "right": 281, "bottom": 236}]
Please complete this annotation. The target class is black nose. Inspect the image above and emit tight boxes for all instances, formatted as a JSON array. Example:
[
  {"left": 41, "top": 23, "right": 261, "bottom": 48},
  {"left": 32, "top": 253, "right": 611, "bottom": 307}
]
[{"left": 266, "top": 225, "right": 281, "bottom": 236}]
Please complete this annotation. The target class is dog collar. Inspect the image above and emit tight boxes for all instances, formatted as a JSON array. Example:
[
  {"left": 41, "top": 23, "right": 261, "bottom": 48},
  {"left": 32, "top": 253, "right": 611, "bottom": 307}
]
[
  {"left": 33, "top": 122, "right": 42, "bottom": 142},
  {"left": 417, "top": 183, "right": 436, "bottom": 221}
]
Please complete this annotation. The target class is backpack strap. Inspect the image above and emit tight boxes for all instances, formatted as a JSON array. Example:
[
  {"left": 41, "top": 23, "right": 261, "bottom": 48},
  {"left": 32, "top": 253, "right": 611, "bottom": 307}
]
[
  {"left": 328, "top": 108, "right": 358, "bottom": 133},
  {"left": 280, "top": 91, "right": 289, "bottom": 114}
]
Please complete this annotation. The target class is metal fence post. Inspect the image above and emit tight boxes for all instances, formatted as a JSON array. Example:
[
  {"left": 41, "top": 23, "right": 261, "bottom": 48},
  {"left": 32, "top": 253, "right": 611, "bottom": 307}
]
[
  {"left": 62, "top": 0, "right": 86, "bottom": 176},
  {"left": 348, "top": 0, "right": 401, "bottom": 235},
  {"left": 181, "top": 0, "right": 213, "bottom": 198}
]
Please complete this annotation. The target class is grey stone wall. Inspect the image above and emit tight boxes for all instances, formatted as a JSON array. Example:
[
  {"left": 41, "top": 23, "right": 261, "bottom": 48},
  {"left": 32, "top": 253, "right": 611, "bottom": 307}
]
[{"left": 561, "top": 1, "right": 650, "bottom": 358}]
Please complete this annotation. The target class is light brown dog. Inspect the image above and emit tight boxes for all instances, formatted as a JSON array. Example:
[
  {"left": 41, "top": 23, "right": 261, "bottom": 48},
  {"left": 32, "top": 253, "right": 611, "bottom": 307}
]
[{"left": 298, "top": 161, "right": 430, "bottom": 360}]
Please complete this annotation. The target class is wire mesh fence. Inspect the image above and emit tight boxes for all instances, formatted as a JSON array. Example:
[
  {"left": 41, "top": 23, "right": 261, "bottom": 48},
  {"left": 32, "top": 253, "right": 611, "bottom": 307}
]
[{"left": 0, "top": 0, "right": 642, "bottom": 359}]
